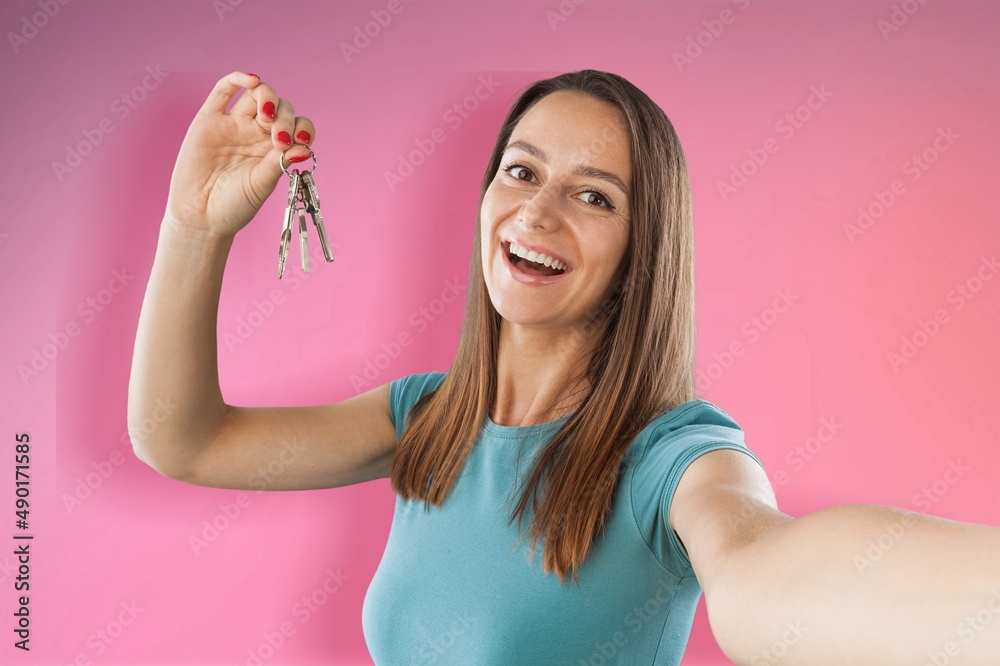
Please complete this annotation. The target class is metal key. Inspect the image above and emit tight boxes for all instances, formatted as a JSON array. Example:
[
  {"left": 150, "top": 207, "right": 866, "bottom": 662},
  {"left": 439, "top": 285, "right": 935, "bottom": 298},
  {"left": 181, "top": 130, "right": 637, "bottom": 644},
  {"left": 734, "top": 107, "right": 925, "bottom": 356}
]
[
  {"left": 300, "top": 170, "right": 334, "bottom": 263},
  {"left": 298, "top": 198, "right": 310, "bottom": 273},
  {"left": 278, "top": 169, "right": 301, "bottom": 279}
]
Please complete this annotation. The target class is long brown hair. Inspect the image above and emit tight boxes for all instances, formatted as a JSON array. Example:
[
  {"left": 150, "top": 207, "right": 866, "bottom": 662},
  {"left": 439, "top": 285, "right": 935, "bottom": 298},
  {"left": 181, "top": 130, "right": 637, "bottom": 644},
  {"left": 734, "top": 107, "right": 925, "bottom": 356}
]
[{"left": 390, "top": 69, "right": 696, "bottom": 586}]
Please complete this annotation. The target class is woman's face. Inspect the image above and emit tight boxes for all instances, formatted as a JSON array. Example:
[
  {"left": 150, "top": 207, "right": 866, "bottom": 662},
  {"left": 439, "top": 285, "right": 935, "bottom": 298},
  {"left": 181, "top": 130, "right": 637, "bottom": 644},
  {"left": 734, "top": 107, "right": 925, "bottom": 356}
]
[{"left": 480, "top": 90, "right": 631, "bottom": 332}]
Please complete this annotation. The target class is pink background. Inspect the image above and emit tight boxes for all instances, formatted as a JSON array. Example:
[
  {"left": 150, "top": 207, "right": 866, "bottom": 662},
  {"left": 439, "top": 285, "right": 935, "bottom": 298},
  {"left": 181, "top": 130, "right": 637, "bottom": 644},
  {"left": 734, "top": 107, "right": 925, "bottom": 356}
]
[{"left": 1, "top": 0, "right": 999, "bottom": 664}]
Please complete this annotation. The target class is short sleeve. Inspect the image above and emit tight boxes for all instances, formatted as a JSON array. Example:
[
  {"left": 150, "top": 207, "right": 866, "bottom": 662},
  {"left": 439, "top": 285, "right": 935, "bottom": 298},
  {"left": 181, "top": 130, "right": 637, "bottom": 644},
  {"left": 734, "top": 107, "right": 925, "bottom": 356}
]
[
  {"left": 629, "top": 399, "right": 765, "bottom": 579},
  {"left": 388, "top": 371, "right": 448, "bottom": 442}
]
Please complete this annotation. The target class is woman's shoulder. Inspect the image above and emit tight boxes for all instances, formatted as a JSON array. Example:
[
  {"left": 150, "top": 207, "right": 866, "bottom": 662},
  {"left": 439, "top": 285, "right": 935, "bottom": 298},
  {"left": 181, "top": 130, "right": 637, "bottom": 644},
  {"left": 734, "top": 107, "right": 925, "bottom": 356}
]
[
  {"left": 647, "top": 398, "right": 743, "bottom": 437},
  {"left": 627, "top": 397, "right": 759, "bottom": 578},
  {"left": 388, "top": 370, "right": 448, "bottom": 433},
  {"left": 628, "top": 397, "right": 748, "bottom": 468},
  {"left": 390, "top": 369, "right": 448, "bottom": 399}
]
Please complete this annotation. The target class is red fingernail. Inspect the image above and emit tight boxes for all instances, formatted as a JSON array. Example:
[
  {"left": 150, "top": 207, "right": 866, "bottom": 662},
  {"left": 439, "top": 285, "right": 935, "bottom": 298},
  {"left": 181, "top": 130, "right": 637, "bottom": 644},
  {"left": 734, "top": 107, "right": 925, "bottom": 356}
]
[
  {"left": 296, "top": 130, "right": 311, "bottom": 143},
  {"left": 277, "top": 131, "right": 291, "bottom": 145},
  {"left": 262, "top": 101, "right": 276, "bottom": 120},
  {"left": 289, "top": 154, "right": 310, "bottom": 163},
  {"left": 247, "top": 72, "right": 259, "bottom": 78}
]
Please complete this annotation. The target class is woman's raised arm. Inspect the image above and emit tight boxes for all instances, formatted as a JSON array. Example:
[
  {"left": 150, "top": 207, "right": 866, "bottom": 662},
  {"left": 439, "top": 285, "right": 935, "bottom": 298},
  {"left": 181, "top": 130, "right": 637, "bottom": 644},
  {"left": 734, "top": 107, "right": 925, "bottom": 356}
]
[{"left": 127, "top": 72, "right": 398, "bottom": 491}]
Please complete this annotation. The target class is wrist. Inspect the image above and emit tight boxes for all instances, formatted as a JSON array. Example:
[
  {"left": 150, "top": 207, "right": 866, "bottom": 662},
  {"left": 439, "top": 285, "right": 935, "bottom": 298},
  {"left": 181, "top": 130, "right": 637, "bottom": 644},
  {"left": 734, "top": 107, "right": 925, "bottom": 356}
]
[
  {"left": 160, "top": 214, "right": 235, "bottom": 247},
  {"left": 157, "top": 215, "right": 236, "bottom": 271}
]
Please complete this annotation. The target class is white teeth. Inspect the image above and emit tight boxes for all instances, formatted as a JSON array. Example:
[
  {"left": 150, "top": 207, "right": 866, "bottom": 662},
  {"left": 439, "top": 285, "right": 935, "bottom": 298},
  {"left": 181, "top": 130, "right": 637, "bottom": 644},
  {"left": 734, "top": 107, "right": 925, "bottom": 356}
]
[{"left": 508, "top": 242, "right": 566, "bottom": 271}]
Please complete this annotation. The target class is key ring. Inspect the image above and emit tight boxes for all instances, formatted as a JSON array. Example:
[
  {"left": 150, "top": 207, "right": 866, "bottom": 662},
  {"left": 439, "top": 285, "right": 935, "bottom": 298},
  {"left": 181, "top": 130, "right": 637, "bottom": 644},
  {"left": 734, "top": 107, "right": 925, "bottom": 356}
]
[{"left": 280, "top": 144, "right": 316, "bottom": 176}]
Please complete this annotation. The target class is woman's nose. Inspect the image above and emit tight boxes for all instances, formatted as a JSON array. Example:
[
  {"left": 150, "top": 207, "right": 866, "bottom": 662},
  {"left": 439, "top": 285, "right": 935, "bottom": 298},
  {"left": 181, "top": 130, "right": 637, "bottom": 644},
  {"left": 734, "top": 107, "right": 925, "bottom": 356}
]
[{"left": 516, "top": 186, "right": 563, "bottom": 229}]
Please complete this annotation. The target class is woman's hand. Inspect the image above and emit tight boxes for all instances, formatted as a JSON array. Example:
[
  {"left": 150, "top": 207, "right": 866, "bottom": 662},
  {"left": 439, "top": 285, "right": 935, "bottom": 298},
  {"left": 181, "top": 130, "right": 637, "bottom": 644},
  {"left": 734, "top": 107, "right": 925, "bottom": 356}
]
[{"left": 163, "top": 71, "right": 316, "bottom": 238}]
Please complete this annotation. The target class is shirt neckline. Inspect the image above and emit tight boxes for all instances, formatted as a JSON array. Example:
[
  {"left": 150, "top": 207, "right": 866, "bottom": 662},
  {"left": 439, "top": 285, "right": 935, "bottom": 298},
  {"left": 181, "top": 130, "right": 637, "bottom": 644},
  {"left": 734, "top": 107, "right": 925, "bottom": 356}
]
[
  {"left": 482, "top": 412, "right": 573, "bottom": 437},
  {"left": 479, "top": 398, "right": 711, "bottom": 437}
]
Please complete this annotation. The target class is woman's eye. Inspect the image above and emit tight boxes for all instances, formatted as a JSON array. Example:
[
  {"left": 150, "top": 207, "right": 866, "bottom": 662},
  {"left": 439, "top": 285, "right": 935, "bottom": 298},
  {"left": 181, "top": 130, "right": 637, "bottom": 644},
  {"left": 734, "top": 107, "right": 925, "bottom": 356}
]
[
  {"left": 503, "top": 163, "right": 535, "bottom": 182},
  {"left": 578, "top": 191, "right": 612, "bottom": 209}
]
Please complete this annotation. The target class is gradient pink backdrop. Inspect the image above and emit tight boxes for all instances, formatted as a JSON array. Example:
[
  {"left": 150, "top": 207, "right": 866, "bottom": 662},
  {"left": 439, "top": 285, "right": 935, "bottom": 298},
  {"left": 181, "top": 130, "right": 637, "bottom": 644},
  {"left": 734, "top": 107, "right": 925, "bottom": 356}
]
[{"left": 1, "top": 0, "right": 998, "bottom": 664}]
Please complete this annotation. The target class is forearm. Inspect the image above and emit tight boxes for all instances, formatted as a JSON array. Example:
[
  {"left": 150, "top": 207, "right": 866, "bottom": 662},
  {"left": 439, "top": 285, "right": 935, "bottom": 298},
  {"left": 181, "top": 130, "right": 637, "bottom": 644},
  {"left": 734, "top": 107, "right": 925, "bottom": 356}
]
[
  {"left": 127, "top": 217, "right": 234, "bottom": 477},
  {"left": 709, "top": 503, "right": 1000, "bottom": 665}
]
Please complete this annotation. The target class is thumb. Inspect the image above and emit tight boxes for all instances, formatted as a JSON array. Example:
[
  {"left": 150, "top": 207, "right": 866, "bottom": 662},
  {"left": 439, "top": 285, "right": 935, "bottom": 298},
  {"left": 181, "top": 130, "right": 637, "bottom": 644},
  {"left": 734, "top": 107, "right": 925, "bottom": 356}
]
[
  {"left": 248, "top": 147, "right": 290, "bottom": 204},
  {"left": 249, "top": 146, "right": 312, "bottom": 204}
]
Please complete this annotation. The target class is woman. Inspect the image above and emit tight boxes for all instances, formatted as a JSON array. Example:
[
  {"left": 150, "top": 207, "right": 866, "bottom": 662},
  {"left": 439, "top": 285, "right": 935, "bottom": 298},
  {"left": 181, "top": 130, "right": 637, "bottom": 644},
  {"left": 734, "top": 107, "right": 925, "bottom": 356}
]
[{"left": 129, "top": 69, "right": 1000, "bottom": 665}]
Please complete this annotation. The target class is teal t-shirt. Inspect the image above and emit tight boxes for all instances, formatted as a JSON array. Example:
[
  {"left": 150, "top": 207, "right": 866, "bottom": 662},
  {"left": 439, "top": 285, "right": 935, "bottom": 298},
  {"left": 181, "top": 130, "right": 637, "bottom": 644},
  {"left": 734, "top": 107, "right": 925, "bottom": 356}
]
[{"left": 362, "top": 371, "right": 764, "bottom": 665}]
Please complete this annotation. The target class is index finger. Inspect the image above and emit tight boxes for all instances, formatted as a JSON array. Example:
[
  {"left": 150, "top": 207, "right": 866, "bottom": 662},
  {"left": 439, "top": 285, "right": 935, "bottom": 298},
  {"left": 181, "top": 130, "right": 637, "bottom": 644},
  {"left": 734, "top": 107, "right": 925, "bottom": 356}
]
[{"left": 198, "top": 71, "right": 260, "bottom": 115}]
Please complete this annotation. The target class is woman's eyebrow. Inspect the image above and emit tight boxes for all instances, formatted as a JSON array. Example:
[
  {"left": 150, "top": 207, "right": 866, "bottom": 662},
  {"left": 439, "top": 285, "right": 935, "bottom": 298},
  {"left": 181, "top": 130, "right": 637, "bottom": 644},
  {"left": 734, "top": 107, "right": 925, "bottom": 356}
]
[{"left": 505, "top": 139, "right": 630, "bottom": 199}]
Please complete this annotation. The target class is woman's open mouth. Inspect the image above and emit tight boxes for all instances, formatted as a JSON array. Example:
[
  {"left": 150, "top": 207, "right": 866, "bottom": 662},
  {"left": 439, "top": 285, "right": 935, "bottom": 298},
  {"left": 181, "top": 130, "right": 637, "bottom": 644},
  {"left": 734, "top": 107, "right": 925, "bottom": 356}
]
[
  {"left": 504, "top": 240, "right": 566, "bottom": 276},
  {"left": 501, "top": 241, "right": 569, "bottom": 285}
]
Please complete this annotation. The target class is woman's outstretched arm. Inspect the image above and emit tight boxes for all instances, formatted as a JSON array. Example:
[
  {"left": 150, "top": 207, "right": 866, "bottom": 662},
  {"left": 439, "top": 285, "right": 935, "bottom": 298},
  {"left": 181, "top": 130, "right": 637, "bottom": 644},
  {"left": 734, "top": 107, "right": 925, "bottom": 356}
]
[{"left": 672, "top": 449, "right": 1000, "bottom": 665}]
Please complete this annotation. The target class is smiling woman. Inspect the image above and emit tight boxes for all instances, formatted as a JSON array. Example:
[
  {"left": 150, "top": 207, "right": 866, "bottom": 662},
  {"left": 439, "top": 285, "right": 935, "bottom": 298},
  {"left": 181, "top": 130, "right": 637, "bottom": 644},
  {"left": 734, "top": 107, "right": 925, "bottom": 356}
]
[
  {"left": 130, "top": 68, "right": 1000, "bottom": 666},
  {"left": 368, "top": 70, "right": 739, "bottom": 664}
]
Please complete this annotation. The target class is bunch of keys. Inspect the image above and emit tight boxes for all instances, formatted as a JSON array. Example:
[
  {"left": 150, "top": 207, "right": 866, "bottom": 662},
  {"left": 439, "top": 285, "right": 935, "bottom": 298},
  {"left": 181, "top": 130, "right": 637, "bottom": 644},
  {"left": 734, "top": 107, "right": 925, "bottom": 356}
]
[{"left": 278, "top": 146, "right": 334, "bottom": 279}]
